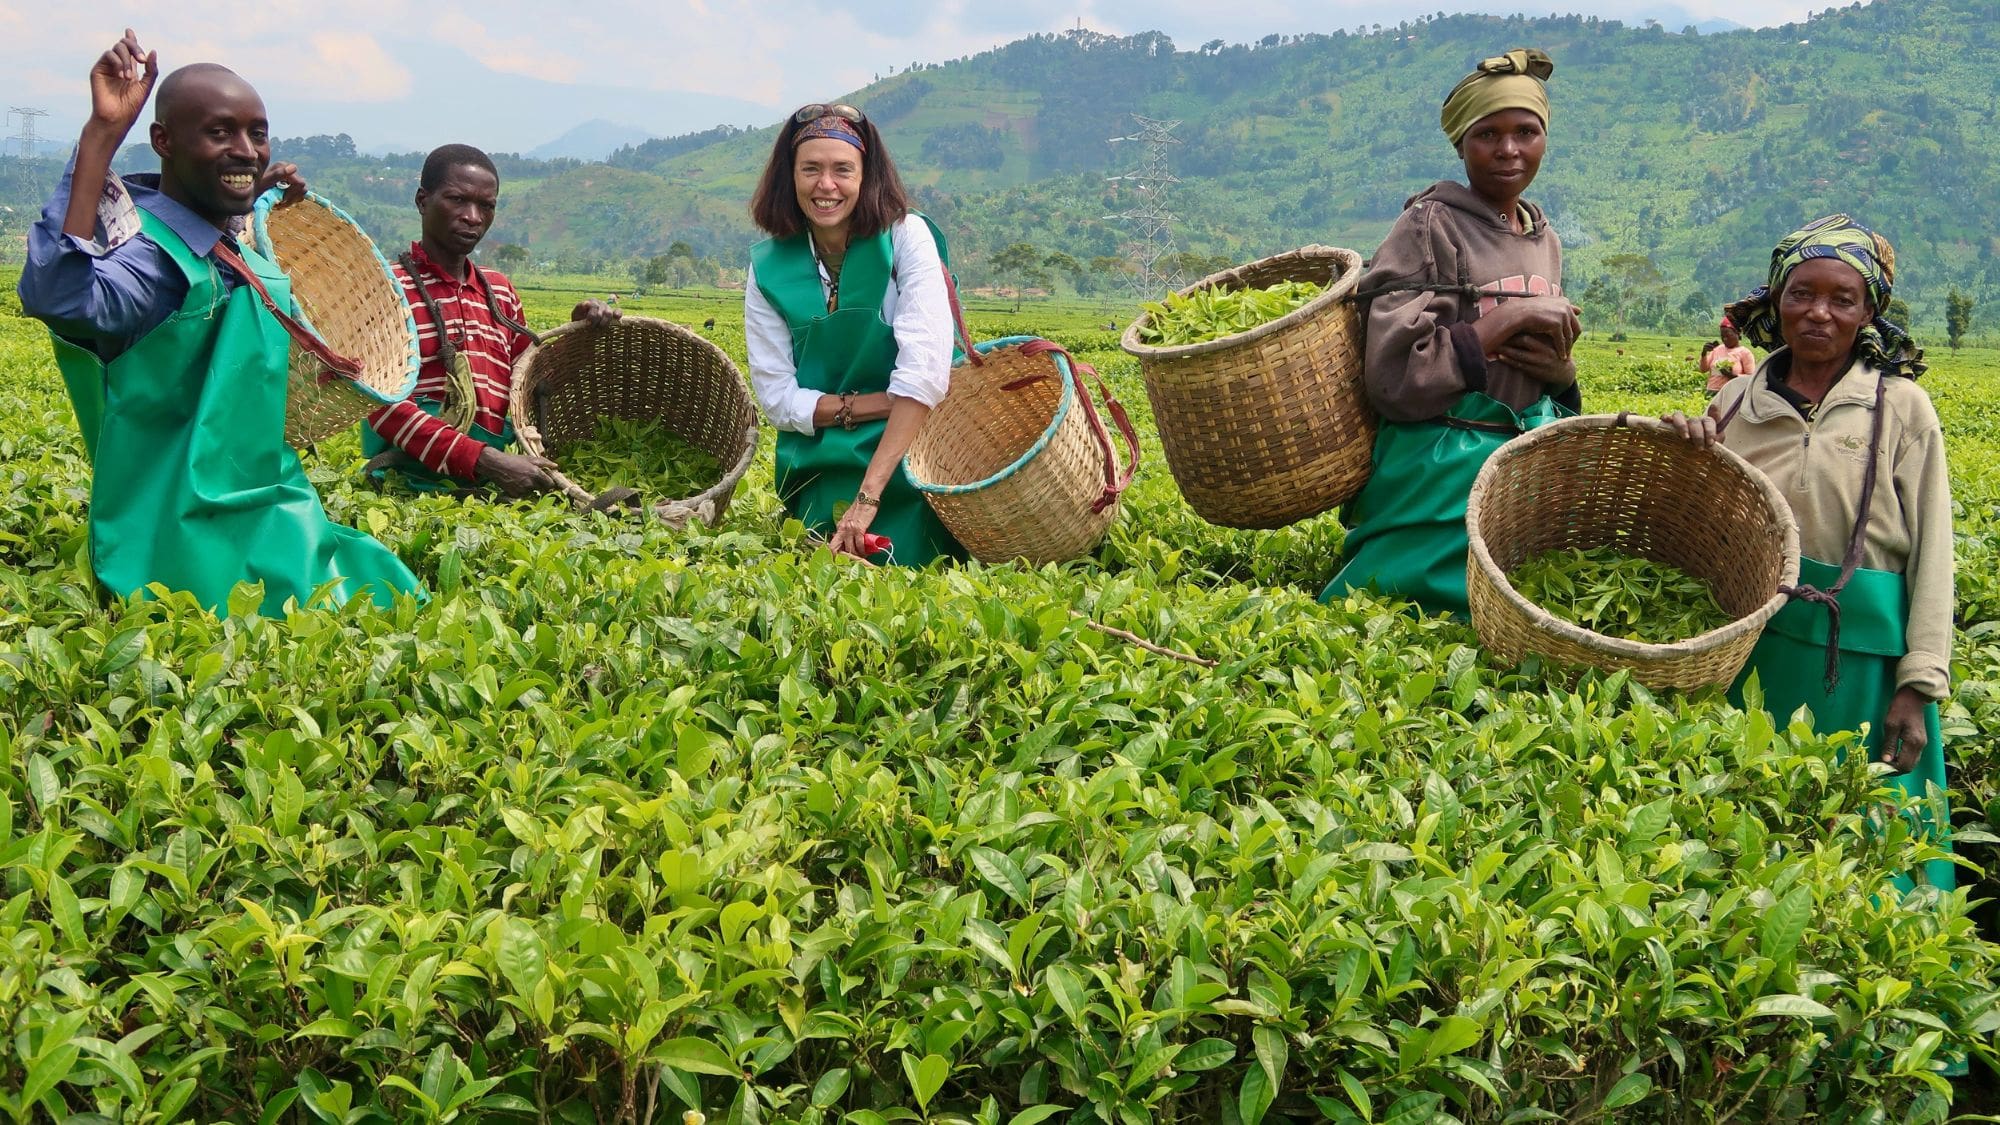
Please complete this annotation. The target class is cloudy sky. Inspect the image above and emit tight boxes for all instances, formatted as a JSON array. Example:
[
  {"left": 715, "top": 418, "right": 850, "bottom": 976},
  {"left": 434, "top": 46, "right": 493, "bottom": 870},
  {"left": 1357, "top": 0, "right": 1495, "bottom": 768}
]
[{"left": 8, "top": 0, "right": 1834, "bottom": 154}]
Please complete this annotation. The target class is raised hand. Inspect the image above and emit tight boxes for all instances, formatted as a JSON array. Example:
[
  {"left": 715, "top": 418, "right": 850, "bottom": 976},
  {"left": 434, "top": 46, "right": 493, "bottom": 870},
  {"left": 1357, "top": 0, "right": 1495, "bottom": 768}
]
[{"left": 89, "top": 28, "right": 158, "bottom": 138}]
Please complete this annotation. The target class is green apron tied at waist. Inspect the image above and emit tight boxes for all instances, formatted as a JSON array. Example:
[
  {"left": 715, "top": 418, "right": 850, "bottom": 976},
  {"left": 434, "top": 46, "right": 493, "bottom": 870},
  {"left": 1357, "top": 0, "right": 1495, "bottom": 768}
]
[
  {"left": 1321, "top": 391, "right": 1572, "bottom": 617},
  {"left": 48, "top": 207, "right": 422, "bottom": 617},
  {"left": 1732, "top": 556, "right": 1952, "bottom": 894},
  {"left": 750, "top": 217, "right": 965, "bottom": 566}
]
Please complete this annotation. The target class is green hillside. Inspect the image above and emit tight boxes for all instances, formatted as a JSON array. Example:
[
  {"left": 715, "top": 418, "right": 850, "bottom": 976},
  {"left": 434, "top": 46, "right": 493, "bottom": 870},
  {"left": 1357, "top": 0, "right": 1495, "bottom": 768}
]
[{"left": 4, "top": 0, "right": 1997, "bottom": 333}]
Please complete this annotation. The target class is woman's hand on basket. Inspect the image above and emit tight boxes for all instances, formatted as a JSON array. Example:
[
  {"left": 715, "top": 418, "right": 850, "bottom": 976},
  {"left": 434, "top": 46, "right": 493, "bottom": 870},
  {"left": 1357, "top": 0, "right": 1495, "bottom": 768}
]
[
  {"left": 1663, "top": 410, "right": 1722, "bottom": 449},
  {"left": 475, "top": 447, "right": 559, "bottom": 498},
  {"left": 572, "top": 300, "right": 622, "bottom": 328},
  {"left": 256, "top": 163, "right": 306, "bottom": 207},
  {"left": 1880, "top": 686, "right": 1929, "bottom": 774}
]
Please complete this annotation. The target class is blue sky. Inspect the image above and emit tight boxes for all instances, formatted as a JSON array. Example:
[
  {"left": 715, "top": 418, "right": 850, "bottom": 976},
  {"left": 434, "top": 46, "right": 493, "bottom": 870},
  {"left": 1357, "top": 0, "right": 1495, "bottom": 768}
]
[{"left": 7, "top": 0, "right": 1830, "bottom": 154}]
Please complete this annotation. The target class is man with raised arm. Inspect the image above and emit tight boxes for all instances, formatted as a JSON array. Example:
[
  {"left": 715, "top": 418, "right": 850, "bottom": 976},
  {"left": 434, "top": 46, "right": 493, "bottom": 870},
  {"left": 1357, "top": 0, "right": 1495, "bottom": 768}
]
[
  {"left": 17, "top": 28, "right": 422, "bottom": 615},
  {"left": 361, "top": 143, "right": 620, "bottom": 495}
]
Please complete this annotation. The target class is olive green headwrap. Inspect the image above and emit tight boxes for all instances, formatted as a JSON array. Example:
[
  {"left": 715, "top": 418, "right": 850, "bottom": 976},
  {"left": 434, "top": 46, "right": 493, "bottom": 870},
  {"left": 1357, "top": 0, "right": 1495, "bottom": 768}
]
[{"left": 1441, "top": 48, "right": 1554, "bottom": 145}]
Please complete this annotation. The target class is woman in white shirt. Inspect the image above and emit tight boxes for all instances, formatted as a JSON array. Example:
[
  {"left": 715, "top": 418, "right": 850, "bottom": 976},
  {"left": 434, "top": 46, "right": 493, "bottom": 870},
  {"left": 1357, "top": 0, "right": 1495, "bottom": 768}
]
[{"left": 744, "top": 102, "right": 963, "bottom": 565}]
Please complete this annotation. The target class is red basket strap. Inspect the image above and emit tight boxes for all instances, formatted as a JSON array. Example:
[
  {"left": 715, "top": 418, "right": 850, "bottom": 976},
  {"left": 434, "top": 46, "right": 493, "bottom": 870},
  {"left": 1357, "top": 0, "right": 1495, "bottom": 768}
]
[
  {"left": 941, "top": 260, "right": 981, "bottom": 366},
  {"left": 214, "top": 241, "right": 364, "bottom": 385},
  {"left": 1016, "top": 338, "right": 1140, "bottom": 513}
]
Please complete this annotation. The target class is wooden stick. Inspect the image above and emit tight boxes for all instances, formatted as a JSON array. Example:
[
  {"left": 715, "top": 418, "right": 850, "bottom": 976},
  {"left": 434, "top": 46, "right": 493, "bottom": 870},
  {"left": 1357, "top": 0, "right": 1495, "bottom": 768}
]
[
  {"left": 546, "top": 468, "right": 597, "bottom": 508},
  {"left": 1070, "top": 610, "right": 1218, "bottom": 668}
]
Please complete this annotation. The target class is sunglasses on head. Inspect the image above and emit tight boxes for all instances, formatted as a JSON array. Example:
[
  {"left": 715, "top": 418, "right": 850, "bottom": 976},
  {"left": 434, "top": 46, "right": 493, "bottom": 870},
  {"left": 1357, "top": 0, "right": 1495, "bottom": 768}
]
[{"left": 793, "top": 103, "right": 865, "bottom": 125}]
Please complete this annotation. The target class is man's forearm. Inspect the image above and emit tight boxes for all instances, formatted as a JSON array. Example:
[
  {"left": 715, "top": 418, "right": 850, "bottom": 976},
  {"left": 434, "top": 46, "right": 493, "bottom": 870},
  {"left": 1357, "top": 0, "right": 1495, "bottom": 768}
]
[{"left": 62, "top": 123, "right": 127, "bottom": 241}]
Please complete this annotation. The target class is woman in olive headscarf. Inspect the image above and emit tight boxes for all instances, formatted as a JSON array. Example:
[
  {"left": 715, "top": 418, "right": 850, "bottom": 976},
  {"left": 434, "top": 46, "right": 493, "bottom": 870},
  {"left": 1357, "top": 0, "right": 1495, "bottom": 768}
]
[
  {"left": 1668, "top": 215, "right": 1953, "bottom": 893},
  {"left": 1322, "top": 48, "right": 1584, "bottom": 617}
]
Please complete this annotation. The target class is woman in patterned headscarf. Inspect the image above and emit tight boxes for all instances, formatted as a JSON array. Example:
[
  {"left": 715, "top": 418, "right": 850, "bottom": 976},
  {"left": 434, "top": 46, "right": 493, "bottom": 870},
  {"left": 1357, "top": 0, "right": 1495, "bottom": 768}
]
[{"left": 1667, "top": 214, "right": 1953, "bottom": 893}]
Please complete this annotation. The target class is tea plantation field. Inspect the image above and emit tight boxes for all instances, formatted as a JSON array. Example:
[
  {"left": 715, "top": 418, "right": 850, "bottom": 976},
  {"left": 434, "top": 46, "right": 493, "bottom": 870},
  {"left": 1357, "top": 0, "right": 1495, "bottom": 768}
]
[{"left": 2, "top": 271, "right": 1998, "bottom": 1123}]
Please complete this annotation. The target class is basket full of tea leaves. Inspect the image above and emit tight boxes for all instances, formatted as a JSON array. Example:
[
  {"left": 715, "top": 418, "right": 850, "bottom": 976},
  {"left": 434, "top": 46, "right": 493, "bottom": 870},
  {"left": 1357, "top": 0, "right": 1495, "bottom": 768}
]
[
  {"left": 1119, "top": 246, "right": 1373, "bottom": 529},
  {"left": 1466, "top": 413, "right": 1801, "bottom": 691},
  {"left": 510, "top": 315, "right": 759, "bottom": 528},
  {"left": 1507, "top": 546, "right": 1735, "bottom": 644}
]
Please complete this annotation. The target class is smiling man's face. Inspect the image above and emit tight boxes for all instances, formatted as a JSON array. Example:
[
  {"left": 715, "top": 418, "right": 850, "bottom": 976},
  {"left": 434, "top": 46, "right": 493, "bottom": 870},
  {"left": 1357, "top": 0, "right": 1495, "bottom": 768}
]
[{"left": 151, "top": 68, "right": 270, "bottom": 228}]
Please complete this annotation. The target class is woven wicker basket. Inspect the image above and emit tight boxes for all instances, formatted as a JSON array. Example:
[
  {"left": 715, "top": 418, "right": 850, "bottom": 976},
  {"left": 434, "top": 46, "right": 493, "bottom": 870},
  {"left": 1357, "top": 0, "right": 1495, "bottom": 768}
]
[
  {"left": 1119, "top": 246, "right": 1370, "bottom": 529},
  {"left": 248, "top": 190, "right": 419, "bottom": 446},
  {"left": 509, "top": 316, "right": 758, "bottom": 528},
  {"left": 1466, "top": 413, "right": 1801, "bottom": 691},
  {"left": 904, "top": 336, "right": 1139, "bottom": 565}
]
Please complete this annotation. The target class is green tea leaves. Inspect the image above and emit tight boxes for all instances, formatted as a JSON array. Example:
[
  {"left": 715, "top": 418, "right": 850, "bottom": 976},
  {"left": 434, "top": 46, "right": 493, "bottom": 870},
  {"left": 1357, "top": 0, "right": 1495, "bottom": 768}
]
[
  {"left": 1135, "top": 281, "right": 1324, "bottom": 347},
  {"left": 1508, "top": 546, "right": 1733, "bottom": 643}
]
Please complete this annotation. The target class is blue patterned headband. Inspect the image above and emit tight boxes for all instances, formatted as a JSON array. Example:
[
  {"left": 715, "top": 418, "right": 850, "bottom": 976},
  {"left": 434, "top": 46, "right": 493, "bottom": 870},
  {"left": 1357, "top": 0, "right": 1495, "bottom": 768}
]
[{"left": 795, "top": 115, "right": 865, "bottom": 153}]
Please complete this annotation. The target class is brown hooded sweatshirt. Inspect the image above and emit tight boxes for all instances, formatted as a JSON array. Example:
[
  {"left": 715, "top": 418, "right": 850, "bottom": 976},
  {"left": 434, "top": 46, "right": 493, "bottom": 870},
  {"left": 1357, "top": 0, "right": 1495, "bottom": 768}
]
[{"left": 1358, "top": 180, "right": 1578, "bottom": 422}]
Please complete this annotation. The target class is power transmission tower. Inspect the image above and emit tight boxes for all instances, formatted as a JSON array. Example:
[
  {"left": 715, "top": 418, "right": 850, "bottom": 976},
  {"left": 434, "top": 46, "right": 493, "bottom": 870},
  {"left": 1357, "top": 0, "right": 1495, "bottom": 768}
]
[
  {"left": 1105, "top": 115, "right": 1182, "bottom": 300},
  {"left": 7, "top": 107, "right": 48, "bottom": 159}
]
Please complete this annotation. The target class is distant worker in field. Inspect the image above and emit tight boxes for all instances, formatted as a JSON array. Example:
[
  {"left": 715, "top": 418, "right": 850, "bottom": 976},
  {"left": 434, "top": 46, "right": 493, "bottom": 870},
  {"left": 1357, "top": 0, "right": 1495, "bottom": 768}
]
[
  {"left": 17, "top": 28, "right": 422, "bottom": 617},
  {"left": 361, "top": 144, "right": 621, "bottom": 495},
  {"left": 1666, "top": 216, "right": 1953, "bottom": 893},
  {"left": 1322, "top": 48, "right": 1582, "bottom": 616},
  {"left": 1700, "top": 316, "right": 1758, "bottom": 394},
  {"left": 743, "top": 102, "right": 965, "bottom": 565}
]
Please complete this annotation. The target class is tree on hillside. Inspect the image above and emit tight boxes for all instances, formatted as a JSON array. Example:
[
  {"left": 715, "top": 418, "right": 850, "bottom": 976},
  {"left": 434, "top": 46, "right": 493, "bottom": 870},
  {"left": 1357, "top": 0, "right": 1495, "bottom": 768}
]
[
  {"left": 1042, "top": 250, "right": 1085, "bottom": 295},
  {"left": 1947, "top": 288, "right": 1973, "bottom": 349},
  {"left": 1887, "top": 296, "right": 1912, "bottom": 326},
  {"left": 1677, "top": 288, "right": 1714, "bottom": 331},
  {"left": 1601, "top": 253, "right": 1670, "bottom": 334},
  {"left": 1081, "top": 255, "right": 1134, "bottom": 297},
  {"left": 487, "top": 243, "right": 529, "bottom": 270},
  {"left": 991, "top": 242, "right": 1056, "bottom": 311}
]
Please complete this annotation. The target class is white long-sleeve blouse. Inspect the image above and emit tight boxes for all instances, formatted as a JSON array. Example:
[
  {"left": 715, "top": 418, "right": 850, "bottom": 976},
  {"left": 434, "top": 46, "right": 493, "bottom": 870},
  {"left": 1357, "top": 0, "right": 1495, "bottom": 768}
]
[{"left": 743, "top": 215, "right": 954, "bottom": 435}]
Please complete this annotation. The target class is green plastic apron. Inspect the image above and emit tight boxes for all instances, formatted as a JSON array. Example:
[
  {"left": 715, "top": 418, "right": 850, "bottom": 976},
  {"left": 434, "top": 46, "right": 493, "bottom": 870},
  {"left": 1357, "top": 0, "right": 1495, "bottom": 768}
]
[
  {"left": 48, "top": 208, "right": 422, "bottom": 617},
  {"left": 1732, "top": 557, "right": 1953, "bottom": 893},
  {"left": 750, "top": 224, "right": 965, "bottom": 566},
  {"left": 361, "top": 401, "right": 513, "bottom": 492},
  {"left": 1321, "top": 392, "right": 1571, "bottom": 617}
]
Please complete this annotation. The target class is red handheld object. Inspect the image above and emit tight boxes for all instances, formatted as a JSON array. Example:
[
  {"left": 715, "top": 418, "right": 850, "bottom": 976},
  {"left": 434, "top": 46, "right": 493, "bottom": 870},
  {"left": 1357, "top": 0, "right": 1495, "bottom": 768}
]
[{"left": 859, "top": 533, "right": 894, "bottom": 558}]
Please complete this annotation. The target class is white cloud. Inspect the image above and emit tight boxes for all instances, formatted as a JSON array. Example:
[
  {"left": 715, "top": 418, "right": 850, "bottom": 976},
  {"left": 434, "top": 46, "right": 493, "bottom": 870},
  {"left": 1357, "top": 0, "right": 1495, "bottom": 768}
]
[{"left": 8, "top": 0, "right": 1843, "bottom": 149}]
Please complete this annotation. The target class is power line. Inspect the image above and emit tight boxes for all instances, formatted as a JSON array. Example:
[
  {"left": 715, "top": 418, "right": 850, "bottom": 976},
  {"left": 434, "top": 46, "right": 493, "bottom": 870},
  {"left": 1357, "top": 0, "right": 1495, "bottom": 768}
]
[
  {"left": 1104, "top": 114, "right": 1182, "bottom": 300},
  {"left": 7, "top": 107, "right": 49, "bottom": 159}
]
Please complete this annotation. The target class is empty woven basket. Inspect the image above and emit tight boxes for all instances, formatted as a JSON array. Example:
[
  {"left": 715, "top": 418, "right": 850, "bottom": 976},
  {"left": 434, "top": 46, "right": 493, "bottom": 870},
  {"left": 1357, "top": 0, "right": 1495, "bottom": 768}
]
[
  {"left": 1466, "top": 413, "right": 1801, "bottom": 691},
  {"left": 904, "top": 336, "right": 1139, "bottom": 565},
  {"left": 509, "top": 316, "right": 758, "bottom": 528},
  {"left": 1120, "top": 246, "right": 1370, "bottom": 530},
  {"left": 248, "top": 190, "right": 419, "bottom": 446}
]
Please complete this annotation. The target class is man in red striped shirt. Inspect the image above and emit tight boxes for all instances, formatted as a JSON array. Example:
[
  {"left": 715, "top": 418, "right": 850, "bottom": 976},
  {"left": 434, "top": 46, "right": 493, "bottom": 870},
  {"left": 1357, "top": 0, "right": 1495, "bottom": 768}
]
[{"left": 363, "top": 144, "right": 617, "bottom": 495}]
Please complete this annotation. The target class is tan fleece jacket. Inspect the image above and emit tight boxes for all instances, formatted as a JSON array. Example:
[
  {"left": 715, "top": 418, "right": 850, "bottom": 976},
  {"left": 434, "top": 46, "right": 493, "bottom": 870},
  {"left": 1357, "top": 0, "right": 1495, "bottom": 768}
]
[{"left": 1709, "top": 352, "right": 1955, "bottom": 699}]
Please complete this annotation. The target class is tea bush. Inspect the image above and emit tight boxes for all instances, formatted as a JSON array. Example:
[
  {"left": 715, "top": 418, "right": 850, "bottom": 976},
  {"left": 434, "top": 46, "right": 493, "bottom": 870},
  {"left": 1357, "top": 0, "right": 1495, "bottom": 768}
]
[{"left": 1, "top": 276, "right": 1996, "bottom": 1123}]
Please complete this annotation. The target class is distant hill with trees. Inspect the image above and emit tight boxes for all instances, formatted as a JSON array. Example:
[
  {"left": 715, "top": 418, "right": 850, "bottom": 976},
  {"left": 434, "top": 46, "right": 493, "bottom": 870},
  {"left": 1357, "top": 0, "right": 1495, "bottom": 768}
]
[{"left": 3, "top": 0, "right": 1994, "bottom": 334}]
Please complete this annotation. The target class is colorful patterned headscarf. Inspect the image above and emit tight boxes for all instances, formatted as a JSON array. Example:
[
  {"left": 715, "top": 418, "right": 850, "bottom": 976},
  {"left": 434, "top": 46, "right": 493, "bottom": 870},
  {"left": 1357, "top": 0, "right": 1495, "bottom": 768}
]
[
  {"left": 1725, "top": 213, "right": 1925, "bottom": 378},
  {"left": 1440, "top": 48, "right": 1553, "bottom": 145},
  {"left": 794, "top": 115, "right": 866, "bottom": 153}
]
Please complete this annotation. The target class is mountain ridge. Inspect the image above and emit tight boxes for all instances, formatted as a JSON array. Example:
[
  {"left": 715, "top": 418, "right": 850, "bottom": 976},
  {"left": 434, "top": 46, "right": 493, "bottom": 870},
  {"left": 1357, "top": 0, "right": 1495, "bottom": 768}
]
[{"left": 3, "top": 0, "right": 1995, "bottom": 329}]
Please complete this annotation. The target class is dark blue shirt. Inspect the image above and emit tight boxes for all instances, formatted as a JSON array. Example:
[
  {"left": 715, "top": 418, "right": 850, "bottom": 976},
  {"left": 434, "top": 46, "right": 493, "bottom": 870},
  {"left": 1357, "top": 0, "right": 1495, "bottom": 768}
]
[{"left": 17, "top": 156, "right": 240, "bottom": 361}]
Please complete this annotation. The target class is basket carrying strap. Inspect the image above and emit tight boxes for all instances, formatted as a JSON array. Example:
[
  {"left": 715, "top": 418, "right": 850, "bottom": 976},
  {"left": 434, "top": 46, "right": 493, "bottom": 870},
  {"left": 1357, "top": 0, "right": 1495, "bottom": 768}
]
[
  {"left": 1014, "top": 339, "right": 1141, "bottom": 513},
  {"left": 932, "top": 247, "right": 1138, "bottom": 511},
  {"left": 1678, "top": 376, "right": 1891, "bottom": 691},
  {"left": 212, "top": 241, "right": 363, "bottom": 385}
]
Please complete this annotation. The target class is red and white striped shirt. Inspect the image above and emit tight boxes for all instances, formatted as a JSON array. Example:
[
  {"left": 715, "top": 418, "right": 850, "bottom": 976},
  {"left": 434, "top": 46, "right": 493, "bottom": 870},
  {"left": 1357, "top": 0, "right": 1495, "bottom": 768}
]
[{"left": 366, "top": 242, "right": 534, "bottom": 481}]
